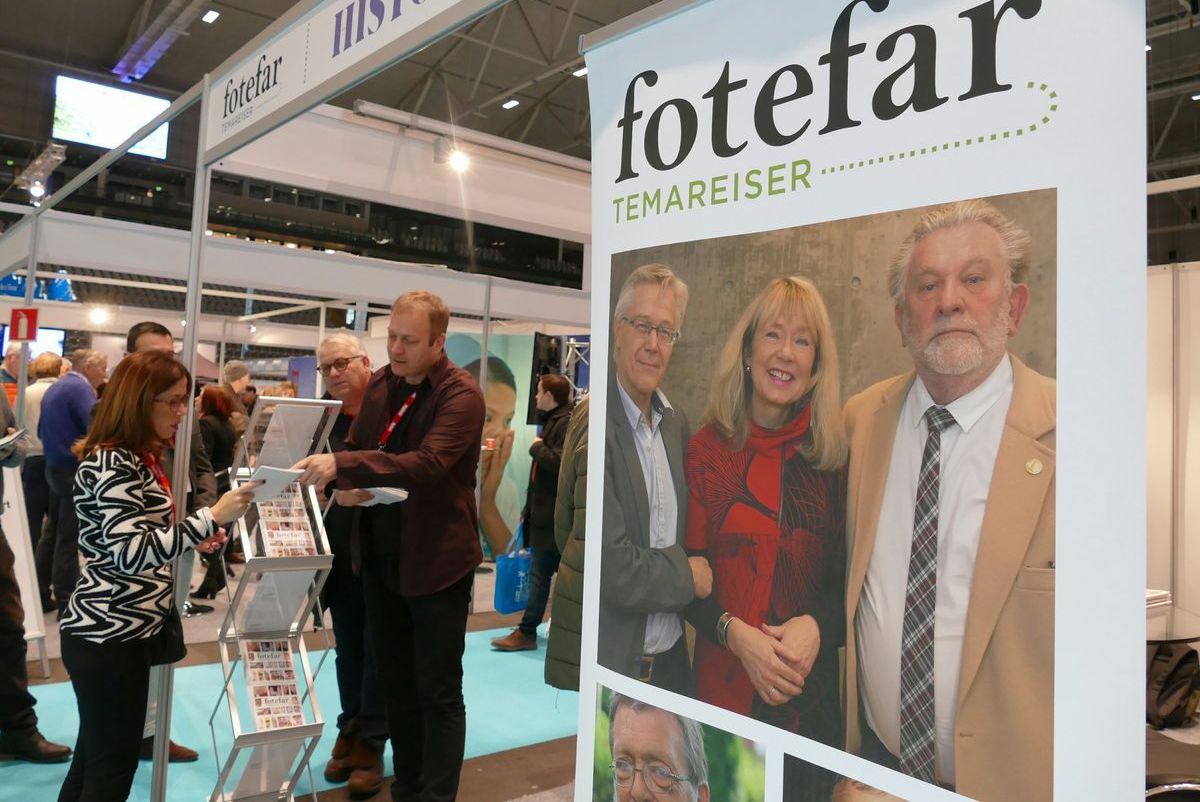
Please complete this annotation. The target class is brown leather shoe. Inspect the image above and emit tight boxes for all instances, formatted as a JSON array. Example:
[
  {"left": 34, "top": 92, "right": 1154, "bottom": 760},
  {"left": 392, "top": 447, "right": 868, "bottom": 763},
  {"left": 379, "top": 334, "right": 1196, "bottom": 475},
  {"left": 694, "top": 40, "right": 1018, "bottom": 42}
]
[
  {"left": 139, "top": 736, "right": 199, "bottom": 762},
  {"left": 168, "top": 740, "right": 199, "bottom": 762},
  {"left": 0, "top": 728, "right": 72, "bottom": 763},
  {"left": 323, "top": 729, "right": 358, "bottom": 783},
  {"left": 490, "top": 629, "right": 537, "bottom": 651},
  {"left": 346, "top": 741, "right": 384, "bottom": 799}
]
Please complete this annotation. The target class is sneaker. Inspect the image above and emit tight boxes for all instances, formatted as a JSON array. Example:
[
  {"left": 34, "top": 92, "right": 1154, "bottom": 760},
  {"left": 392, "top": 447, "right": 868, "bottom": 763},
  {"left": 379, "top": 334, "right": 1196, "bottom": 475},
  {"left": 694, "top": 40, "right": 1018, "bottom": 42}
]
[{"left": 490, "top": 629, "right": 537, "bottom": 652}]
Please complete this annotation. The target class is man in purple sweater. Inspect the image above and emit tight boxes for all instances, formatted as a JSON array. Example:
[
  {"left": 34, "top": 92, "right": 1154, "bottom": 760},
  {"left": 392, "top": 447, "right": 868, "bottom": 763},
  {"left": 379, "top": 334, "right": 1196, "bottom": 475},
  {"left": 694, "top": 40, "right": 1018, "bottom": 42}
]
[{"left": 35, "top": 349, "right": 106, "bottom": 611}]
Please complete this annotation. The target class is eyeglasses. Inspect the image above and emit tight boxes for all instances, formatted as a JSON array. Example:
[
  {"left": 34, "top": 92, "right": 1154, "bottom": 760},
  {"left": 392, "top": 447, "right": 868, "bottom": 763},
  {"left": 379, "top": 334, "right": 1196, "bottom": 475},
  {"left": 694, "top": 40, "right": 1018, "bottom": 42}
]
[
  {"left": 620, "top": 316, "right": 680, "bottom": 345},
  {"left": 317, "top": 355, "right": 366, "bottom": 376},
  {"left": 153, "top": 396, "right": 189, "bottom": 411},
  {"left": 610, "top": 758, "right": 693, "bottom": 794}
]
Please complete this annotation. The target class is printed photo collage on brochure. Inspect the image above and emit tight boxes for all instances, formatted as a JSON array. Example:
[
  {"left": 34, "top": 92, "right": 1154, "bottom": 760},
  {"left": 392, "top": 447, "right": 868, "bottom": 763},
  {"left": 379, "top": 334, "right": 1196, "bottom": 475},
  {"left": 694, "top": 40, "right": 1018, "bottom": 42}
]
[
  {"left": 242, "top": 639, "right": 305, "bottom": 731},
  {"left": 257, "top": 482, "right": 318, "bottom": 558}
]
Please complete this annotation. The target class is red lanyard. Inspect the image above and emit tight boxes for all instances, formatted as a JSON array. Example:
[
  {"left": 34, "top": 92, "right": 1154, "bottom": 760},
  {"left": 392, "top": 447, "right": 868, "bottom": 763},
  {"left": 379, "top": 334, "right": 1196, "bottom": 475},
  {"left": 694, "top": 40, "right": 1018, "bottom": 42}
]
[
  {"left": 377, "top": 390, "right": 417, "bottom": 450},
  {"left": 142, "top": 451, "right": 175, "bottom": 521}
]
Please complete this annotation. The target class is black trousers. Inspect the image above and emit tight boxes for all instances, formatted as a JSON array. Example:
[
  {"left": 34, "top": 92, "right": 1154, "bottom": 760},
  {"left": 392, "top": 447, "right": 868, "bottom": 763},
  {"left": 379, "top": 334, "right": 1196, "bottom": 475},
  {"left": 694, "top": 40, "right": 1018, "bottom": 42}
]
[
  {"left": 326, "top": 561, "right": 387, "bottom": 751},
  {"left": 517, "top": 546, "right": 560, "bottom": 636},
  {"left": 363, "top": 564, "right": 472, "bottom": 802},
  {"left": 0, "top": 525, "right": 37, "bottom": 736},
  {"left": 39, "top": 466, "right": 80, "bottom": 606},
  {"left": 58, "top": 632, "right": 151, "bottom": 802},
  {"left": 21, "top": 455, "right": 49, "bottom": 566}
]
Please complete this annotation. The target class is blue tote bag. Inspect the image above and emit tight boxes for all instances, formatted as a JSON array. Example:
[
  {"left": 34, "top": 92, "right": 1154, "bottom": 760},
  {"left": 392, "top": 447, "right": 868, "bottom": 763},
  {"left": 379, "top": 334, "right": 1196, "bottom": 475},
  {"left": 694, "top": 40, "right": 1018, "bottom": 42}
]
[{"left": 493, "top": 523, "right": 532, "bottom": 615}]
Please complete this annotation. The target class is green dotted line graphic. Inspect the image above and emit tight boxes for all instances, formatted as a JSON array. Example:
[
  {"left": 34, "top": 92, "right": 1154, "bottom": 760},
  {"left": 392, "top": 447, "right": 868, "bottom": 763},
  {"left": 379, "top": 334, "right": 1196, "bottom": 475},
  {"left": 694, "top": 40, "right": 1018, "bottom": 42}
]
[{"left": 818, "top": 82, "right": 1059, "bottom": 177}]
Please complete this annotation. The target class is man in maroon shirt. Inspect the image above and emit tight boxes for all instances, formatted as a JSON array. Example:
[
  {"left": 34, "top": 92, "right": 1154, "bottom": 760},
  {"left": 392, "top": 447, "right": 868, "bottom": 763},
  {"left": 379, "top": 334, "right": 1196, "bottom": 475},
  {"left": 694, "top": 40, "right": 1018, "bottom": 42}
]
[{"left": 295, "top": 291, "right": 484, "bottom": 802}]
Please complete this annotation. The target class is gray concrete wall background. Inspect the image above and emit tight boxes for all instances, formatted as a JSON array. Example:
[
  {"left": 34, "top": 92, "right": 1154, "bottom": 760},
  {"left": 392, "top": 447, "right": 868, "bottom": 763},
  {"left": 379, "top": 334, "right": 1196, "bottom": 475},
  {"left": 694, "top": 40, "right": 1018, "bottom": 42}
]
[{"left": 609, "top": 189, "right": 1057, "bottom": 428}]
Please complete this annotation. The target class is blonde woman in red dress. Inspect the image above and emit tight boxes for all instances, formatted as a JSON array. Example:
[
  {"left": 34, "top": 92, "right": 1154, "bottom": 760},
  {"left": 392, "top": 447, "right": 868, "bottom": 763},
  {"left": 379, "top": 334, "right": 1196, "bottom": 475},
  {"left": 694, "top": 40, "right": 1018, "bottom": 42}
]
[{"left": 685, "top": 276, "right": 847, "bottom": 801}]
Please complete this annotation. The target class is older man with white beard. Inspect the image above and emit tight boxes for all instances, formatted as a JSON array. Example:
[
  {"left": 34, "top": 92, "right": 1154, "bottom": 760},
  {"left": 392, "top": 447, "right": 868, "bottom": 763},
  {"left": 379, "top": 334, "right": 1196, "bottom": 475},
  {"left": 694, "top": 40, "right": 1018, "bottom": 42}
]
[{"left": 841, "top": 200, "right": 1056, "bottom": 802}]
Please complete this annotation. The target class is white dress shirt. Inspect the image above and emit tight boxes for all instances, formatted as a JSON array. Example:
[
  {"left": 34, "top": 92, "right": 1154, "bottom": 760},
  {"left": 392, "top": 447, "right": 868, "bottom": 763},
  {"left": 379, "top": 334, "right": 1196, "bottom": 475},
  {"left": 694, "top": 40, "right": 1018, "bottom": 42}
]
[
  {"left": 856, "top": 355, "right": 1014, "bottom": 785},
  {"left": 616, "top": 381, "right": 682, "bottom": 656}
]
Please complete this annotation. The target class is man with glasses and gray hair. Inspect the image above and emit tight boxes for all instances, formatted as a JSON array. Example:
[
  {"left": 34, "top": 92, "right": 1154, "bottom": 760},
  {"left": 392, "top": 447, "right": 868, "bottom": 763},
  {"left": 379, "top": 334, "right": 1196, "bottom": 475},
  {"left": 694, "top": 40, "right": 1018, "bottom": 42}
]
[
  {"left": 600, "top": 263, "right": 711, "bottom": 694},
  {"left": 313, "top": 332, "right": 387, "bottom": 798},
  {"left": 607, "top": 691, "right": 709, "bottom": 802}
]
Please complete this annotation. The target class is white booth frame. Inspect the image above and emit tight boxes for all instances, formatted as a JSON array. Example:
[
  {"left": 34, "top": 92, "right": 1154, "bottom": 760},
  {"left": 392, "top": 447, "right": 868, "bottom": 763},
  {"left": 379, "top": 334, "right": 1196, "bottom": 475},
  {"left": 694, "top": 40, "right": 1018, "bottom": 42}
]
[{"left": 0, "top": 1, "right": 592, "bottom": 797}]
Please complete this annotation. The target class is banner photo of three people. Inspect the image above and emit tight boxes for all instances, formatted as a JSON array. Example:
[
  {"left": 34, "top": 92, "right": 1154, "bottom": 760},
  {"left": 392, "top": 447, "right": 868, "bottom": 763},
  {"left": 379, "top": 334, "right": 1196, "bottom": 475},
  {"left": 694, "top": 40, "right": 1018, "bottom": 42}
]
[{"left": 577, "top": 1, "right": 1144, "bottom": 801}]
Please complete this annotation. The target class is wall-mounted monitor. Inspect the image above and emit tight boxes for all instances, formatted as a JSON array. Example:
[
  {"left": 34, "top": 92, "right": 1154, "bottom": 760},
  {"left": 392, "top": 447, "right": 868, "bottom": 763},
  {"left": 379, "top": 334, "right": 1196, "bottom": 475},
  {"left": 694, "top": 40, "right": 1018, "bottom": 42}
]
[
  {"left": 0, "top": 325, "right": 67, "bottom": 357},
  {"left": 52, "top": 75, "right": 170, "bottom": 159}
]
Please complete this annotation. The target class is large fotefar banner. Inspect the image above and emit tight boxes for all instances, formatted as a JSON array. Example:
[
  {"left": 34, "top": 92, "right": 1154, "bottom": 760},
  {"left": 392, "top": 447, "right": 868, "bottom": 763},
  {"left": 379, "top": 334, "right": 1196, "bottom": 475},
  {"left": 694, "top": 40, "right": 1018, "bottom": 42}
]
[{"left": 577, "top": 2, "right": 1144, "bottom": 801}]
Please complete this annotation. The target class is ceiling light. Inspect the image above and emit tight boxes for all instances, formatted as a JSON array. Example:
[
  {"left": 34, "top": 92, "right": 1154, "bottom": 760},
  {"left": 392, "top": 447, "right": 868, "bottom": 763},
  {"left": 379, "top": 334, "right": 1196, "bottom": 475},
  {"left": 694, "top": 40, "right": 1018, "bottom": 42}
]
[
  {"left": 1145, "top": 43, "right": 1152, "bottom": 52},
  {"left": 572, "top": 66, "right": 588, "bottom": 77},
  {"left": 324, "top": 248, "right": 335, "bottom": 254},
  {"left": 448, "top": 149, "right": 470, "bottom": 173},
  {"left": 89, "top": 307, "right": 111, "bottom": 325},
  {"left": 180, "top": 320, "right": 187, "bottom": 327},
  {"left": 1193, "top": 93, "right": 1200, "bottom": 101},
  {"left": 249, "top": 325, "right": 257, "bottom": 333},
  {"left": 502, "top": 99, "right": 520, "bottom": 110},
  {"left": 285, "top": 242, "right": 298, "bottom": 248},
  {"left": 205, "top": 230, "right": 213, "bottom": 236},
  {"left": 263, "top": 196, "right": 272, "bottom": 203},
  {"left": 201, "top": 9, "right": 219, "bottom": 23},
  {"left": 15, "top": 141, "right": 65, "bottom": 199}
]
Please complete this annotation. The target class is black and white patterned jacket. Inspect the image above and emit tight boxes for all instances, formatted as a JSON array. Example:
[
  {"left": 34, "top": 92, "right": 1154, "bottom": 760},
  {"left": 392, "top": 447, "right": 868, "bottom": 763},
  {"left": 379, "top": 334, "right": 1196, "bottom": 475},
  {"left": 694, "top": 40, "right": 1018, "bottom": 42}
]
[{"left": 59, "top": 448, "right": 216, "bottom": 643}]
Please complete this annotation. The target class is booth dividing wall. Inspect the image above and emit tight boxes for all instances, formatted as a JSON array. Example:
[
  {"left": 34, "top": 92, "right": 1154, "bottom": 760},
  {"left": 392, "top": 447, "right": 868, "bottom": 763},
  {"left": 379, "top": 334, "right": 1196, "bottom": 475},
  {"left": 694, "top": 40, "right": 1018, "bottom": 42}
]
[
  {"left": 1148, "top": 268, "right": 1174, "bottom": 592},
  {"left": 1148, "top": 263, "right": 1200, "bottom": 612}
]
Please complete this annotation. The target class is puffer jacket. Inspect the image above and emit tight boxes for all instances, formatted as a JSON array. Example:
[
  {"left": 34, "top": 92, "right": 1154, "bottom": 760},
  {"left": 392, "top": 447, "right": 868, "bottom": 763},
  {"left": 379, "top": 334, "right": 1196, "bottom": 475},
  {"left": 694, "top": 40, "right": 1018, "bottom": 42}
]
[{"left": 544, "top": 395, "right": 588, "bottom": 691}]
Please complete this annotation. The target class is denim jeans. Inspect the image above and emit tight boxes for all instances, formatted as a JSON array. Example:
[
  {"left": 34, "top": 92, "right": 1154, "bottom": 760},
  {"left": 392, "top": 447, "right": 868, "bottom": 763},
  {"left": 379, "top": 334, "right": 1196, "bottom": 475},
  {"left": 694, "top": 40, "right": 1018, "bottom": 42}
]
[{"left": 517, "top": 546, "right": 561, "bottom": 637}]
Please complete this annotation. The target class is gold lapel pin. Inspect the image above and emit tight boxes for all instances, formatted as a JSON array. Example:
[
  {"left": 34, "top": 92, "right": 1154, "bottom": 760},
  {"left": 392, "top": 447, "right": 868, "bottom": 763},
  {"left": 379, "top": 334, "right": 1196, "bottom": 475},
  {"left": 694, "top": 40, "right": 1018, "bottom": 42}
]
[{"left": 1025, "top": 458, "right": 1043, "bottom": 476}]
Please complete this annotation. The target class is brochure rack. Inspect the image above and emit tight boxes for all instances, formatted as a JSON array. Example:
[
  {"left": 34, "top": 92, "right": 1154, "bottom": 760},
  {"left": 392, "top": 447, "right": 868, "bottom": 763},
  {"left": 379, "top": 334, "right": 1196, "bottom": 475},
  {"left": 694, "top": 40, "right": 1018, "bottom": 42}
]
[{"left": 207, "top": 397, "right": 341, "bottom": 802}]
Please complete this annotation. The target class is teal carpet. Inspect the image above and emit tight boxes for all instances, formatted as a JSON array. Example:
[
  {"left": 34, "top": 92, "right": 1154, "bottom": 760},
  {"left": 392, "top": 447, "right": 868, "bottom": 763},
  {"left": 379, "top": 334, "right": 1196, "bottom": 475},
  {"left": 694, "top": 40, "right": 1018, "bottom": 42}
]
[{"left": 0, "top": 626, "right": 578, "bottom": 801}]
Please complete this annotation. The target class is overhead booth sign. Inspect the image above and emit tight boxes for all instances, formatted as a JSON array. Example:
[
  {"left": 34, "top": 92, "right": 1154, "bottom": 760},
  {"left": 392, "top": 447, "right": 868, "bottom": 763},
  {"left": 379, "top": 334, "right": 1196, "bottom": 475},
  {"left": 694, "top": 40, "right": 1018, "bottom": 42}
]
[
  {"left": 204, "top": 0, "right": 506, "bottom": 162},
  {"left": 578, "top": 1, "right": 1143, "bottom": 801}
]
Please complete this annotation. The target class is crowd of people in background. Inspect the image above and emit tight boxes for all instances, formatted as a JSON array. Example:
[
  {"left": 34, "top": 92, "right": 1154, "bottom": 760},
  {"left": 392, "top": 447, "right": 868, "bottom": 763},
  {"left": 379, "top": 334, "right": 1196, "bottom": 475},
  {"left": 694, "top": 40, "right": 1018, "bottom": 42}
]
[{"left": 0, "top": 288, "right": 590, "bottom": 802}]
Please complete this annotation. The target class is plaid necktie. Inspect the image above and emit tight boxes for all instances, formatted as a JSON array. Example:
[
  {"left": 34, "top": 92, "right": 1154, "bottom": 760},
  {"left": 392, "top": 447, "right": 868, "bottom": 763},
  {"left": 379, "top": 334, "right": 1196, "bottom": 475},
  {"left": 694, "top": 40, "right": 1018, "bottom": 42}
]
[{"left": 899, "top": 404, "right": 956, "bottom": 782}]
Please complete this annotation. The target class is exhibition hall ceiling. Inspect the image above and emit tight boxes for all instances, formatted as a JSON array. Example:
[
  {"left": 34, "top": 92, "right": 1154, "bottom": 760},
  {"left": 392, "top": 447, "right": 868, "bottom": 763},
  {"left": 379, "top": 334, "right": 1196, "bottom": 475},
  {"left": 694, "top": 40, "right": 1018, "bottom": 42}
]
[
  {"left": 0, "top": 0, "right": 643, "bottom": 158},
  {"left": 1146, "top": 0, "right": 1200, "bottom": 262},
  {"left": 0, "top": 0, "right": 1197, "bottom": 260}
]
